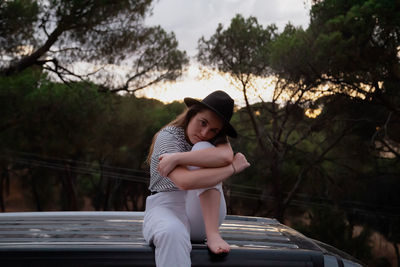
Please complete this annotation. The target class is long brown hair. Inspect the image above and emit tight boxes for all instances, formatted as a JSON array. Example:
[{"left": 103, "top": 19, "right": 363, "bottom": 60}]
[{"left": 146, "top": 104, "right": 229, "bottom": 165}]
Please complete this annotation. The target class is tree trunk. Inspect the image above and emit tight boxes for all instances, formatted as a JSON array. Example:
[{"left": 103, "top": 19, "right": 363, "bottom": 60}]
[
  {"left": 61, "top": 164, "right": 78, "bottom": 210},
  {"left": 29, "top": 170, "right": 42, "bottom": 211},
  {"left": 0, "top": 169, "right": 7, "bottom": 212},
  {"left": 394, "top": 242, "right": 400, "bottom": 267},
  {"left": 103, "top": 178, "right": 111, "bottom": 211},
  {"left": 2, "top": 25, "right": 65, "bottom": 76},
  {"left": 270, "top": 161, "right": 285, "bottom": 222}
]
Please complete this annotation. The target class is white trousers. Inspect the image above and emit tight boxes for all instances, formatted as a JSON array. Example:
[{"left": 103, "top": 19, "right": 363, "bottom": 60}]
[{"left": 143, "top": 141, "right": 227, "bottom": 267}]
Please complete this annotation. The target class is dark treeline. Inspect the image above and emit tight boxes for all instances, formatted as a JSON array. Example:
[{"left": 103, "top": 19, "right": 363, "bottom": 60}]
[{"left": 0, "top": 0, "right": 399, "bottom": 266}]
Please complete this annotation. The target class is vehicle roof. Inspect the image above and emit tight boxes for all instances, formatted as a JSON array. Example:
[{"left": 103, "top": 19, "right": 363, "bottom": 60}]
[{"left": 0, "top": 211, "right": 363, "bottom": 266}]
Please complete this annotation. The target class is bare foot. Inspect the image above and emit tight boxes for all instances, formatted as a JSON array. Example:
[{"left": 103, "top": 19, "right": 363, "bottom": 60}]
[{"left": 206, "top": 233, "right": 230, "bottom": 254}]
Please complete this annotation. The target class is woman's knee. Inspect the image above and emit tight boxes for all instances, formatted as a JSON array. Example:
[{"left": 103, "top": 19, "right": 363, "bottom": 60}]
[
  {"left": 187, "top": 142, "right": 215, "bottom": 171},
  {"left": 192, "top": 141, "right": 214, "bottom": 151}
]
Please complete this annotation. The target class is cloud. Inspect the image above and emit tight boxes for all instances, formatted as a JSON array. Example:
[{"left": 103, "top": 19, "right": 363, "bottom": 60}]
[
  {"left": 145, "top": 0, "right": 310, "bottom": 57},
  {"left": 140, "top": 1, "right": 313, "bottom": 104}
]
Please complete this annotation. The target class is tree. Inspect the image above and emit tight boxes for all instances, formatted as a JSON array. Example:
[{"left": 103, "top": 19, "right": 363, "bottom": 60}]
[
  {"left": 84, "top": 97, "right": 184, "bottom": 211},
  {"left": 268, "top": 1, "right": 400, "bottom": 264},
  {"left": 198, "top": 15, "right": 348, "bottom": 221},
  {"left": 0, "top": 68, "right": 186, "bottom": 211},
  {"left": 270, "top": 0, "right": 400, "bottom": 159},
  {"left": 0, "top": 0, "right": 188, "bottom": 93},
  {"left": 0, "top": 68, "right": 112, "bottom": 210}
]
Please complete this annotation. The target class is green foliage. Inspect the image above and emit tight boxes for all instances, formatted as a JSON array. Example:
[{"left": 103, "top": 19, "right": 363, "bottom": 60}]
[
  {"left": 198, "top": 12, "right": 358, "bottom": 223},
  {"left": 198, "top": 14, "right": 276, "bottom": 76},
  {"left": 269, "top": 24, "right": 311, "bottom": 82},
  {"left": 0, "top": 0, "right": 188, "bottom": 93},
  {"left": 0, "top": 0, "right": 39, "bottom": 54},
  {"left": 0, "top": 68, "right": 178, "bottom": 211},
  {"left": 199, "top": 6, "right": 398, "bottom": 264},
  {"left": 311, "top": 0, "right": 400, "bottom": 85}
]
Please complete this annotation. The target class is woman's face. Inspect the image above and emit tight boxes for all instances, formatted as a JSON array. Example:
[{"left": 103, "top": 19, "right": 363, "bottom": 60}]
[{"left": 186, "top": 109, "right": 223, "bottom": 144}]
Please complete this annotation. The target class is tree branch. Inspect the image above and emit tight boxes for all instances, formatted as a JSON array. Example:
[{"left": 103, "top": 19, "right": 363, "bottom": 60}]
[
  {"left": 283, "top": 124, "right": 354, "bottom": 209},
  {"left": 2, "top": 24, "right": 66, "bottom": 76}
]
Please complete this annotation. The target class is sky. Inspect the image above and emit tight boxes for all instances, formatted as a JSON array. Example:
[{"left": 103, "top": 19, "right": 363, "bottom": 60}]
[{"left": 138, "top": 0, "right": 312, "bottom": 106}]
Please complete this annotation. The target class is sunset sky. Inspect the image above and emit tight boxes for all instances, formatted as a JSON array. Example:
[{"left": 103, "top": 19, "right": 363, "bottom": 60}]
[{"left": 137, "top": 0, "right": 312, "bottom": 106}]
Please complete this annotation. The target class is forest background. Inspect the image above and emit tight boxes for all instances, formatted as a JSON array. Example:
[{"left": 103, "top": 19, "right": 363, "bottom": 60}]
[{"left": 0, "top": 0, "right": 399, "bottom": 266}]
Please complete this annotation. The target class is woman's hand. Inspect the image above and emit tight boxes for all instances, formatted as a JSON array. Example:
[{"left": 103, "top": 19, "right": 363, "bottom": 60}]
[
  {"left": 231, "top": 153, "right": 250, "bottom": 174},
  {"left": 158, "top": 153, "right": 179, "bottom": 177}
]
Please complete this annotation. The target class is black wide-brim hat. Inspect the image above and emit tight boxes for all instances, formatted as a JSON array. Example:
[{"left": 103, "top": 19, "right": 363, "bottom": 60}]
[{"left": 184, "top": 90, "right": 237, "bottom": 138}]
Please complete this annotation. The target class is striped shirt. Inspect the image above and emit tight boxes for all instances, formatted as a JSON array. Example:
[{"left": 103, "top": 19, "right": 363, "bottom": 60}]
[{"left": 149, "top": 126, "right": 193, "bottom": 192}]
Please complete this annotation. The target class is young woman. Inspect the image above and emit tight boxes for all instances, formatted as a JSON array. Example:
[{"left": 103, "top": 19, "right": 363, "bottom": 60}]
[{"left": 143, "top": 90, "right": 250, "bottom": 267}]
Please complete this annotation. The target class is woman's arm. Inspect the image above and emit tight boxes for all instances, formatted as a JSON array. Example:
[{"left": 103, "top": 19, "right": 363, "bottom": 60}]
[
  {"left": 158, "top": 142, "right": 233, "bottom": 177},
  {"left": 168, "top": 152, "right": 250, "bottom": 190}
]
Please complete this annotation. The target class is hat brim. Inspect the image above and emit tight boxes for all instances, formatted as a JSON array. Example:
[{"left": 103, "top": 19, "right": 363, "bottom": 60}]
[{"left": 184, "top": 97, "right": 237, "bottom": 138}]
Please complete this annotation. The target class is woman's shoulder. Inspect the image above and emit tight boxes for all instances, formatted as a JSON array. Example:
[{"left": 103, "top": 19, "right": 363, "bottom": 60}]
[
  {"left": 159, "top": 126, "right": 185, "bottom": 137},
  {"left": 156, "top": 126, "right": 185, "bottom": 143},
  {"left": 154, "top": 126, "right": 191, "bottom": 153}
]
